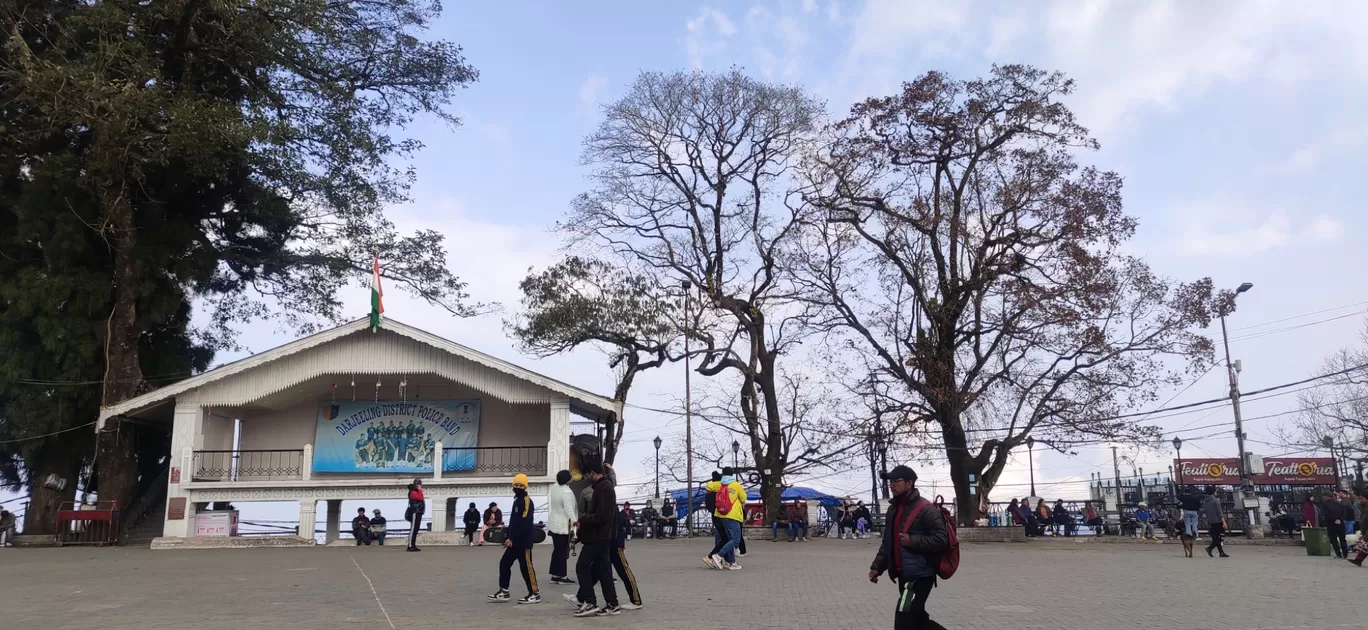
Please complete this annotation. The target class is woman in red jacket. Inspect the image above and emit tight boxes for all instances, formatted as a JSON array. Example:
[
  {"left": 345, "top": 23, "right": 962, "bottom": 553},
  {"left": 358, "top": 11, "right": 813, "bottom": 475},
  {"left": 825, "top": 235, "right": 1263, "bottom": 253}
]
[{"left": 406, "top": 479, "right": 426, "bottom": 552}]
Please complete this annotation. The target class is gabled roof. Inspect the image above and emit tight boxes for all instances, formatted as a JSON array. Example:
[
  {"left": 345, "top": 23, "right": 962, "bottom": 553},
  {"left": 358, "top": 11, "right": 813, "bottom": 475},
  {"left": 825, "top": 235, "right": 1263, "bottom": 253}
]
[{"left": 98, "top": 317, "right": 621, "bottom": 423}]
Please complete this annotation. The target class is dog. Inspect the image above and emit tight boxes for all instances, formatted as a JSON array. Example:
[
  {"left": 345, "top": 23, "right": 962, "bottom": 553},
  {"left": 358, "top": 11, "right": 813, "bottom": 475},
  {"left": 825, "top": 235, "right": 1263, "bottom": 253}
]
[{"left": 1180, "top": 530, "right": 1195, "bottom": 557}]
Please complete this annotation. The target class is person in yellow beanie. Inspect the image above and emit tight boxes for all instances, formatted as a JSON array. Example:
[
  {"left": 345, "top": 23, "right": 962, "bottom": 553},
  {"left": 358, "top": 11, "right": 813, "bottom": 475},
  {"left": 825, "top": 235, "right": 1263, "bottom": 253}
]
[{"left": 489, "top": 473, "right": 540, "bottom": 604}]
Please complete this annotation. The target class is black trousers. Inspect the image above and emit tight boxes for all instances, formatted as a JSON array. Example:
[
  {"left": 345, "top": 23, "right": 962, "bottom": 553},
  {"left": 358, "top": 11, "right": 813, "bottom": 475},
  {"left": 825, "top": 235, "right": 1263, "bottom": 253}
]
[
  {"left": 499, "top": 544, "right": 538, "bottom": 594},
  {"left": 1328, "top": 522, "right": 1348, "bottom": 557},
  {"left": 575, "top": 540, "right": 617, "bottom": 607},
  {"left": 894, "top": 576, "right": 945, "bottom": 630},
  {"left": 610, "top": 544, "right": 642, "bottom": 606},
  {"left": 709, "top": 516, "right": 728, "bottom": 556},
  {"left": 550, "top": 533, "right": 571, "bottom": 578},
  {"left": 464, "top": 524, "right": 478, "bottom": 544},
  {"left": 407, "top": 513, "right": 423, "bottom": 549},
  {"left": 353, "top": 526, "right": 371, "bottom": 545},
  {"left": 1205, "top": 522, "right": 1226, "bottom": 554}
]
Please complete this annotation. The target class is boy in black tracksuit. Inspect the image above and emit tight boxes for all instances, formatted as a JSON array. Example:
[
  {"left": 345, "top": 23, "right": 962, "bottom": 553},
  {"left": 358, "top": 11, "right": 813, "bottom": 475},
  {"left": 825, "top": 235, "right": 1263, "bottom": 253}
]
[
  {"left": 610, "top": 470, "right": 642, "bottom": 609},
  {"left": 572, "top": 458, "right": 620, "bottom": 616},
  {"left": 463, "top": 502, "right": 481, "bottom": 546},
  {"left": 489, "top": 474, "right": 540, "bottom": 604}
]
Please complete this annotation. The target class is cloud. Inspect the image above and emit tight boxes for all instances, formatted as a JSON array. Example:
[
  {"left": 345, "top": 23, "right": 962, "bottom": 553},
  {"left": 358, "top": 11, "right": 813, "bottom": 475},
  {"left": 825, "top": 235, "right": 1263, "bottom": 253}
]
[
  {"left": 840, "top": 0, "right": 1368, "bottom": 138},
  {"left": 684, "top": 7, "right": 738, "bottom": 68},
  {"left": 1178, "top": 212, "right": 1343, "bottom": 257},
  {"left": 578, "top": 74, "right": 608, "bottom": 107}
]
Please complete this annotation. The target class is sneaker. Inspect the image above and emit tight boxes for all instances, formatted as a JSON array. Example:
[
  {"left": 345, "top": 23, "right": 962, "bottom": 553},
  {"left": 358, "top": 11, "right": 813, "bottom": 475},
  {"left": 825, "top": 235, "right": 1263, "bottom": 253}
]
[
  {"left": 572, "top": 602, "right": 600, "bottom": 617},
  {"left": 726, "top": 563, "right": 742, "bottom": 571},
  {"left": 1218, "top": 552, "right": 1230, "bottom": 558},
  {"left": 1205, "top": 547, "right": 1213, "bottom": 557},
  {"left": 562, "top": 593, "right": 581, "bottom": 606},
  {"left": 517, "top": 594, "right": 542, "bottom": 605},
  {"left": 801, "top": 537, "right": 809, "bottom": 542},
  {"left": 620, "top": 602, "right": 643, "bottom": 610},
  {"left": 487, "top": 590, "right": 511, "bottom": 603},
  {"left": 595, "top": 604, "right": 623, "bottom": 616},
  {"left": 1350, "top": 558, "right": 1363, "bottom": 567},
  {"left": 710, "top": 553, "right": 725, "bottom": 569}
]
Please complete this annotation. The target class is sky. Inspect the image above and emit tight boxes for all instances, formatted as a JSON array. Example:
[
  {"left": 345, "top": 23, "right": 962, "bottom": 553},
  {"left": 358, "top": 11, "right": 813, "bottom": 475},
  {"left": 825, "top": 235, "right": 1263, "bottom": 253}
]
[{"left": 91, "top": 0, "right": 1368, "bottom": 531}]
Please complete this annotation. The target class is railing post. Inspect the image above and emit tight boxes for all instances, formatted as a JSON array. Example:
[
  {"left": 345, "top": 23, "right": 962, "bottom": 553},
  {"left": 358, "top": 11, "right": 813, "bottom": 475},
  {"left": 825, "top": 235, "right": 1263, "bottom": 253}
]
[
  {"left": 433, "top": 441, "right": 443, "bottom": 480},
  {"left": 302, "top": 444, "right": 313, "bottom": 481}
]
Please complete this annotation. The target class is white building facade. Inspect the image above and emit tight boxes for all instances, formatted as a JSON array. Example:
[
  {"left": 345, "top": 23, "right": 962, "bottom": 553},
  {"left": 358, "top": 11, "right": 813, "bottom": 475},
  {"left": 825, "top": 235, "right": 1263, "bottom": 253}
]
[{"left": 97, "top": 318, "right": 619, "bottom": 546}]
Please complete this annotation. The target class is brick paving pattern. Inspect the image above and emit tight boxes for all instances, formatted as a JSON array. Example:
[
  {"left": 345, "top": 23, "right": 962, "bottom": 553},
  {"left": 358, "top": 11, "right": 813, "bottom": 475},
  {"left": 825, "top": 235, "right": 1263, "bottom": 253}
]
[{"left": 3, "top": 538, "right": 1363, "bottom": 629}]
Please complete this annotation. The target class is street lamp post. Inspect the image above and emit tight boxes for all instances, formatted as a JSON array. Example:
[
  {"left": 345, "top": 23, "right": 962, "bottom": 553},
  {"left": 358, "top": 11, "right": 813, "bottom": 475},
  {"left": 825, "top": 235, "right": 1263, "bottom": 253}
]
[
  {"left": 732, "top": 440, "right": 740, "bottom": 470},
  {"left": 1219, "top": 281, "right": 1261, "bottom": 537},
  {"left": 653, "top": 435, "right": 662, "bottom": 499},
  {"left": 681, "top": 280, "right": 695, "bottom": 531},
  {"left": 1357, "top": 459, "right": 1365, "bottom": 486},
  {"left": 1322, "top": 436, "right": 1338, "bottom": 488},
  {"left": 1173, "top": 436, "right": 1184, "bottom": 489},
  {"left": 1026, "top": 437, "right": 1037, "bottom": 497}
]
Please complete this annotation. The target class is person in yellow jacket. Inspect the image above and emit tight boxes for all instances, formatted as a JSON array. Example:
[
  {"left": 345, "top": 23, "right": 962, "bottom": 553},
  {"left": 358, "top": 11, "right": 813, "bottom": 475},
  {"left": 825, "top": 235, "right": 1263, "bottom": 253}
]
[{"left": 705, "top": 467, "right": 747, "bottom": 570}]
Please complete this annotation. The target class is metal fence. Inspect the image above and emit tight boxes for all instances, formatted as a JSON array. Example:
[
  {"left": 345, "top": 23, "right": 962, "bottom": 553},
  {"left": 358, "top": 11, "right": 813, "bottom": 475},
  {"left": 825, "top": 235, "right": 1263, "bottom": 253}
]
[
  {"left": 56, "top": 501, "right": 120, "bottom": 546},
  {"left": 192, "top": 450, "right": 305, "bottom": 482},
  {"left": 441, "top": 446, "right": 548, "bottom": 476}
]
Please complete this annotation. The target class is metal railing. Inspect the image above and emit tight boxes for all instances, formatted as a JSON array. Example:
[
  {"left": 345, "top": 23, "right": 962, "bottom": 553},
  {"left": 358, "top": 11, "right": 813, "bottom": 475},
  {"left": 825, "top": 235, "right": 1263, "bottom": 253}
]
[
  {"left": 56, "top": 501, "right": 120, "bottom": 546},
  {"left": 441, "top": 446, "right": 547, "bottom": 475},
  {"left": 192, "top": 450, "right": 305, "bottom": 482}
]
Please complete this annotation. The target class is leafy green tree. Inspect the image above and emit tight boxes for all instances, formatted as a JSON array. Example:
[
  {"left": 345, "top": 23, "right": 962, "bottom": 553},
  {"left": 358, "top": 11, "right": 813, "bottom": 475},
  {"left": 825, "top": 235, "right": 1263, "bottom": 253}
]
[
  {"left": 509, "top": 257, "right": 678, "bottom": 464},
  {"left": 2, "top": 0, "right": 480, "bottom": 511}
]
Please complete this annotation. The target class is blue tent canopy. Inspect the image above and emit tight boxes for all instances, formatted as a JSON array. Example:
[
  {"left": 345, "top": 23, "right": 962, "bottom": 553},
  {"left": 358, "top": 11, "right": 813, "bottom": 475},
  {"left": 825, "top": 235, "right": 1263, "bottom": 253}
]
[{"left": 663, "top": 486, "right": 843, "bottom": 523}]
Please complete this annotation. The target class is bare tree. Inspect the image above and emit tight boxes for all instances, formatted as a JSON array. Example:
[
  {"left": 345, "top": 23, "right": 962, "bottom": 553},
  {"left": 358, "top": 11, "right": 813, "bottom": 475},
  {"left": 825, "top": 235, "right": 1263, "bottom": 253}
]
[
  {"left": 508, "top": 257, "right": 678, "bottom": 464},
  {"left": 1278, "top": 322, "right": 1368, "bottom": 466},
  {"left": 797, "top": 65, "right": 1220, "bottom": 524},
  {"left": 564, "top": 69, "right": 824, "bottom": 521}
]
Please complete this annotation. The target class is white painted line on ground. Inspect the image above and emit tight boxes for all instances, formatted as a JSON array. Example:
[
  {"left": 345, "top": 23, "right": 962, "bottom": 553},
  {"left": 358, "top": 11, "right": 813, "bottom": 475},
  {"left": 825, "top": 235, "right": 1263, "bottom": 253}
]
[{"left": 351, "top": 555, "right": 395, "bottom": 629}]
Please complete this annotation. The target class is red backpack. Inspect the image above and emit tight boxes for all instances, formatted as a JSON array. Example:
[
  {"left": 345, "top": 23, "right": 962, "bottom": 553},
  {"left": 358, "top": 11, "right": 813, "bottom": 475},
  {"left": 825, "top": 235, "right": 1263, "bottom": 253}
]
[
  {"left": 904, "top": 494, "right": 960, "bottom": 580},
  {"left": 715, "top": 483, "right": 735, "bottom": 515}
]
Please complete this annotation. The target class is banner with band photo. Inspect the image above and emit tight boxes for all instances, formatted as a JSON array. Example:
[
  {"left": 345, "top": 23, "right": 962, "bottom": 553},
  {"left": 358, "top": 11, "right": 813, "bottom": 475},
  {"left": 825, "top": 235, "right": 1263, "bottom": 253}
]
[{"left": 314, "top": 400, "right": 480, "bottom": 473}]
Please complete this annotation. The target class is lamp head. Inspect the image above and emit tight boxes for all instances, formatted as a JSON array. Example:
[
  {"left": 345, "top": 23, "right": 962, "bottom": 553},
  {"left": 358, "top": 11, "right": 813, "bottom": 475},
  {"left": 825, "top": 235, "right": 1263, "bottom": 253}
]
[
  {"left": 1172, "top": 436, "right": 1182, "bottom": 451},
  {"left": 1236, "top": 282, "right": 1253, "bottom": 294},
  {"left": 653, "top": 435, "right": 662, "bottom": 450}
]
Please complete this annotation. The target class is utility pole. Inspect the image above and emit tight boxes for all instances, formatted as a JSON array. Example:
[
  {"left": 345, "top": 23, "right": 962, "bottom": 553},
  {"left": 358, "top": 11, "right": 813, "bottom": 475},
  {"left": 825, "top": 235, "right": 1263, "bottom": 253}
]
[
  {"left": 1112, "top": 446, "right": 1123, "bottom": 511},
  {"left": 867, "top": 434, "right": 881, "bottom": 514},
  {"left": 1026, "top": 437, "right": 1037, "bottom": 497},
  {"left": 1220, "top": 282, "right": 1261, "bottom": 538}
]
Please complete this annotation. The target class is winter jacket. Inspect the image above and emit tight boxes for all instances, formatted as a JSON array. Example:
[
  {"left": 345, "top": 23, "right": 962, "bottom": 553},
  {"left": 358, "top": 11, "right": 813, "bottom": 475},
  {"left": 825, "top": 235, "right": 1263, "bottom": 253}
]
[
  {"left": 483, "top": 507, "right": 504, "bottom": 527},
  {"left": 705, "top": 477, "right": 747, "bottom": 522},
  {"left": 1302, "top": 501, "right": 1318, "bottom": 526},
  {"left": 508, "top": 492, "right": 536, "bottom": 549},
  {"left": 661, "top": 502, "right": 676, "bottom": 519},
  {"left": 369, "top": 516, "right": 387, "bottom": 534},
  {"left": 1052, "top": 504, "right": 1070, "bottom": 524},
  {"left": 547, "top": 484, "right": 579, "bottom": 535},
  {"left": 405, "top": 484, "right": 426, "bottom": 522},
  {"left": 1321, "top": 498, "right": 1345, "bottom": 525},
  {"left": 352, "top": 515, "right": 371, "bottom": 531},
  {"left": 786, "top": 502, "right": 808, "bottom": 523},
  {"left": 640, "top": 507, "right": 660, "bottom": 523},
  {"left": 1133, "top": 508, "right": 1152, "bottom": 523},
  {"left": 577, "top": 475, "right": 618, "bottom": 544},
  {"left": 1179, "top": 493, "right": 1203, "bottom": 512},
  {"left": 463, "top": 508, "right": 481, "bottom": 528},
  {"left": 1201, "top": 495, "right": 1223, "bottom": 523},
  {"left": 870, "top": 490, "right": 948, "bottom": 582}
]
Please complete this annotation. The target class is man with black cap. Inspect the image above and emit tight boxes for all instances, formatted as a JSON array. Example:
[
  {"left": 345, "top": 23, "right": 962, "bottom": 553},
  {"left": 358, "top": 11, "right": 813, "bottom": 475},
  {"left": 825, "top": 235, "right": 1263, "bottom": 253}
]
[{"left": 868, "top": 465, "right": 948, "bottom": 630}]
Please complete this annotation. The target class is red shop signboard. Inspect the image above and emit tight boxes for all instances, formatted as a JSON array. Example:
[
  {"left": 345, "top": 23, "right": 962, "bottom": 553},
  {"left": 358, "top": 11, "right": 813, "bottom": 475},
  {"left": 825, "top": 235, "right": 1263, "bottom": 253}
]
[{"left": 1173, "top": 457, "right": 1337, "bottom": 486}]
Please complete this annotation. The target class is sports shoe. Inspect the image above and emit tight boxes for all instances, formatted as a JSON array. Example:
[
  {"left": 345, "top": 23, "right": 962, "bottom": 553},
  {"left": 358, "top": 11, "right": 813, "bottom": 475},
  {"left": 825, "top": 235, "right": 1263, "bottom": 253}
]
[
  {"left": 517, "top": 594, "right": 542, "bottom": 605},
  {"left": 487, "top": 590, "right": 510, "bottom": 603},
  {"left": 620, "top": 602, "right": 643, "bottom": 610},
  {"left": 710, "top": 553, "right": 725, "bottom": 569},
  {"left": 1350, "top": 557, "right": 1363, "bottom": 567},
  {"left": 702, "top": 556, "right": 718, "bottom": 570},
  {"left": 726, "top": 563, "right": 742, "bottom": 571},
  {"left": 572, "top": 602, "right": 600, "bottom": 617},
  {"left": 595, "top": 604, "right": 622, "bottom": 616},
  {"left": 562, "top": 593, "right": 581, "bottom": 606}
]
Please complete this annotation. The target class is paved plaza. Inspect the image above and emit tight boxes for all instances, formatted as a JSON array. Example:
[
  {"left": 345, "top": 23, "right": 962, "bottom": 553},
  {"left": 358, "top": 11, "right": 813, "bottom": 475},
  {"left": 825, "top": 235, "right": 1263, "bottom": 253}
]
[{"left": 2, "top": 539, "right": 1362, "bottom": 629}]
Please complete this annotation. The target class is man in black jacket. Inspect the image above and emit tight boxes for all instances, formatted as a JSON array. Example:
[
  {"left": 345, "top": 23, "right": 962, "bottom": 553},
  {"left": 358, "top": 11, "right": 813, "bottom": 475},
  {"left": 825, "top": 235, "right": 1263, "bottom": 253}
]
[
  {"left": 868, "top": 465, "right": 948, "bottom": 630},
  {"left": 1323, "top": 490, "right": 1348, "bottom": 559},
  {"left": 463, "top": 502, "right": 481, "bottom": 546},
  {"left": 569, "top": 457, "right": 620, "bottom": 617}
]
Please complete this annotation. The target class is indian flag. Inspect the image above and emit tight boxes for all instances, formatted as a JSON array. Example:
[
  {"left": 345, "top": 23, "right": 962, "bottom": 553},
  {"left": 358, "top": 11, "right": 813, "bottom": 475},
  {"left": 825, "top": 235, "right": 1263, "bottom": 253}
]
[{"left": 370, "top": 253, "right": 384, "bottom": 331}]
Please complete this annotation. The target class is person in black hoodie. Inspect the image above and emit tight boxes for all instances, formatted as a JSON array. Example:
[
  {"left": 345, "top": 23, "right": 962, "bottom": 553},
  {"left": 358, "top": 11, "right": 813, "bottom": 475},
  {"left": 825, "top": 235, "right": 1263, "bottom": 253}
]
[
  {"left": 868, "top": 465, "right": 948, "bottom": 630},
  {"left": 463, "top": 502, "right": 481, "bottom": 546},
  {"left": 488, "top": 473, "right": 540, "bottom": 604},
  {"left": 569, "top": 456, "right": 620, "bottom": 617},
  {"left": 1323, "top": 490, "right": 1348, "bottom": 559},
  {"left": 405, "top": 479, "right": 425, "bottom": 552}
]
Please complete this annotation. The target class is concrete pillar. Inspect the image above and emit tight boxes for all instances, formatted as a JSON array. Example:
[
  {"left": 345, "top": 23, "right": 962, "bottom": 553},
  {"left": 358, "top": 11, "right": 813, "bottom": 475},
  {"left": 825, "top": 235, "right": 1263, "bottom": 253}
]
[
  {"left": 299, "top": 500, "right": 317, "bottom": 539},
  {"left": 163, "top": 402, "right": 205, "bottom": 538},
  {"left": 547, "top": 400, "right": 570, "bottom": 478},
  {"left": 445, "top": 498, "right": 457, "bottom": 531},
  {"left": 301, "top": 444, "right": 313, "bottom": 481},
  {"left": 325, "top": 499, "right": 342, "bottom": 543},
  {"left": 433, "top": 441, "right": 443, "bottom": 480},
  {"left": 431, "top": 498, "right": 448, "bottom": 532}
]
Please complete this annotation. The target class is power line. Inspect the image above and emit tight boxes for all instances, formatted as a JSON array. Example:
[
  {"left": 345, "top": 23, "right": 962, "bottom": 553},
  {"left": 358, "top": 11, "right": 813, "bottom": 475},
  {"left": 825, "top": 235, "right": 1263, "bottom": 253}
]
[
  {"left": 1228, "top": 310, "right": 1366, "bottom": 343},
  {"left": 1228, "top": 300, "right": 1368, "bottom": 333},
  {"left": 0, "top": 421, "right": 96, "bottom": 445}
]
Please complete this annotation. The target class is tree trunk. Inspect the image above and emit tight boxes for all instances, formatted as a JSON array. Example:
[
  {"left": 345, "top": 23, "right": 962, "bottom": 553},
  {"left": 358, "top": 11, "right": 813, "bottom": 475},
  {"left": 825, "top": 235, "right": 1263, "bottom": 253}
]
[
  {"left": 22, "top": 452, "right": 81, "bottom": 535},
  {"left": 760, "top": 474, "right": 783, "bottom": 527},
  {"left": 94, "top": 163, "right": 143, "bottom": 513},
  {"left": 943, "top": 422, "right": 984, "bottom": 527}
]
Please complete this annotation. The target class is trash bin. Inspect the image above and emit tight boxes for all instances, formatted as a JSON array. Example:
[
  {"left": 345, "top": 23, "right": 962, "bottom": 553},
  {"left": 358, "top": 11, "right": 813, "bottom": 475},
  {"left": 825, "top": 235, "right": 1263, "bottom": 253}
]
[{"left": 1303, "top": 527, "right": 1331, "bottom": 556}]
